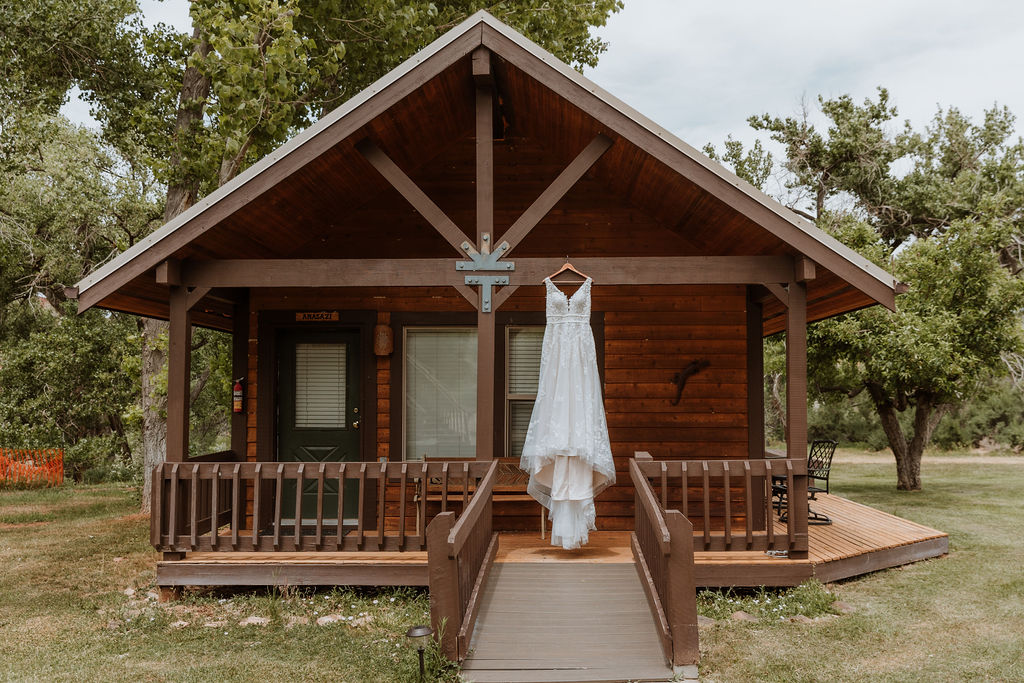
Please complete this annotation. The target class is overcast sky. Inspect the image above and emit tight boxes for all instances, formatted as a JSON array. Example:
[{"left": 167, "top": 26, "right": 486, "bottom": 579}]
[{"left": 63, "top": 0, "right": 1024, "bottom": 157}]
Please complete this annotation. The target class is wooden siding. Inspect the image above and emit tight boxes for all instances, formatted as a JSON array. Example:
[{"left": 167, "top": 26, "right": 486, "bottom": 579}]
[{"left": 243, "top": 283, "right": 747, "bottom": 532}]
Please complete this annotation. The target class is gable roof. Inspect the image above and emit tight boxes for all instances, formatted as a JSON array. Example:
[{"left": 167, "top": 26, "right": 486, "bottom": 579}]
[{"left": 75, "top": 11, "right": 896, "bottom": 331}]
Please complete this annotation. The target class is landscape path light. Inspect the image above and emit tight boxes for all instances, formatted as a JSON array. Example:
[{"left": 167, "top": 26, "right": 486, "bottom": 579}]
[{"left": 405, "top": 624, "right": 434, "bottom": 680}]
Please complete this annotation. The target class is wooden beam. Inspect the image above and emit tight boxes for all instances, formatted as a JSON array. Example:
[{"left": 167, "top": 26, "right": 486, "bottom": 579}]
[
  {"left": 490, "top": 284, "right": 520, "bottom": 311},
  {"left": 356, "top": 139, "right": 471, "bottom": 255},
  {"left": 185, "top": 285, "right": 212, "bottom": 311},
  {"left": 765, "top": 283, "right": 789, "bottom": 308},
  {"left": 500, "top": 135, "right": 614, "bottom": 255},
  {"left": 166, "top": 286, "right": 192, "bottom": 463},
  {"left": 794, "top": 257, "right": 816, "bottom": 282},
  {"left": 476, "top": 49, "right": 493, "bottom": 250},
  {"left": 178, "top": 256, "right": 796, "bottom": 288},
  {"left": 156, "top": 259, "right": 182, "bottom": 286}
]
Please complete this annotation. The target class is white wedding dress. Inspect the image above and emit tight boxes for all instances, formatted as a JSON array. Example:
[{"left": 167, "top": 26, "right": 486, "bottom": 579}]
[{"left": 520, "top": 277, "right": 615, "bottom": 550}]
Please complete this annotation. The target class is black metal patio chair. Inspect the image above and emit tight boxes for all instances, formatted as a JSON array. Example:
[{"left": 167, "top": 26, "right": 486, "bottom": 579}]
[{"left": 772, "top": 439, "right": 838, "bottom": 525}]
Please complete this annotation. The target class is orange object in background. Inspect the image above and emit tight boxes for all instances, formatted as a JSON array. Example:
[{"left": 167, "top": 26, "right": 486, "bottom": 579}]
[{"left": 0, "top": 448, "right": 64, "bottom": 487}]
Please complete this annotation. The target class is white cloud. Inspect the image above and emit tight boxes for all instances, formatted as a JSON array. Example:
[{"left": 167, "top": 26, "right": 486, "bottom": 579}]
[{"left": 585, "top": 0, "right": 1024, "bottom": 150}]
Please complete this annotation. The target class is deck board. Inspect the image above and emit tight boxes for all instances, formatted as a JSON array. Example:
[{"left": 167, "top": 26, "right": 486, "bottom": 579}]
[
  {"left": 461, "top": 563, "right": 672, "bottom": 683},
  {"left": 497, "top": 493, "right": 948, "bottom": 587}
]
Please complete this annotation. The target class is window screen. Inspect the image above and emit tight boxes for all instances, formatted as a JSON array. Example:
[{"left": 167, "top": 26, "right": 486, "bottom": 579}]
[
  {"left": 507, "top": 326, "right": 544, "bottom": 458},
  {"left": 405, "top": 328, "right": 477, "bottom": 460},
  {"left": 295, "top": 343, "right": 347, "bottom": 428}
]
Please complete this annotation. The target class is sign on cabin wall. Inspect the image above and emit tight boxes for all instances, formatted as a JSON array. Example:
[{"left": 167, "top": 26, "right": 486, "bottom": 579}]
[{"left": 295, "top": 311, "right": 340, "bottom": 322}]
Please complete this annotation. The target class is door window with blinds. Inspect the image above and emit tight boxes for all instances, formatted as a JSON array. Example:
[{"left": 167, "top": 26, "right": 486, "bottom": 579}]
[
  {"left": 506, "top": 326, "right": 544, "bottom": 458},
  {"left": 294, "top": 343, "right": 347, "bottom": 428},
  {"left": 404, "top": 328, "right": 477, "bottom": 460}
]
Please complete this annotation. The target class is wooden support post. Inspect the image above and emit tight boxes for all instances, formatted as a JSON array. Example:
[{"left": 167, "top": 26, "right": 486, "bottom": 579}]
[
  {"left": 747, "top": 287, "right": 767, "bottom": 530},
  {"left": 664, "top": 509, "right": 699, "bottom": 667},
  {"left": 476, "top": 306, "right": 495, "bottom": 460},
  {"left": 474, "top": 50, "right": 496, "bottom": 462},
  {"left": 427, "top": 511, "right": 460, "bottom": 661},
  {"left": 166, "top": 286, "right": 191, "bottom": 463},
  {"left": 786, "top": 280, "right": 810, "bottom": 556},
  {"left": 230, "top": 291, "right": 249, "bottom": 459}
]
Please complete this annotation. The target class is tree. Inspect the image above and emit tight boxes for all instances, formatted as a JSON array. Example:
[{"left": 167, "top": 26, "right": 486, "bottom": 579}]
[
  {"left": 714, "top": 90, "right": 1024, "bottom": 489},
  {"left": 0, "top": 115, "right": 159, "bottom": 477},
  {"left": 808, "top": 215, "right": 1023, "bottom": 489}
]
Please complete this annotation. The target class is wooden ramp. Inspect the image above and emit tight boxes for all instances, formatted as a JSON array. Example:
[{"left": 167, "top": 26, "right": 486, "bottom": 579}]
[{"left": 461, "top": 563, "right": 675, "bottom": 683}]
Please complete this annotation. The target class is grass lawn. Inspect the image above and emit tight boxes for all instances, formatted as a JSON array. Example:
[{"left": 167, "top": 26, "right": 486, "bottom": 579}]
[
  {"left": 697, "top": 450, "right": 1024, "bottom": 682},
  {"left": 2, "top": 450, "right": 1022, "bottom": 682}
]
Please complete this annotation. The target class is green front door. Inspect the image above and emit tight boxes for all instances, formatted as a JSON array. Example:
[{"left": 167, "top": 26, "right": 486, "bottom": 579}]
[{"left": 278, "top": 330, "right": 361, "bottom": 523}]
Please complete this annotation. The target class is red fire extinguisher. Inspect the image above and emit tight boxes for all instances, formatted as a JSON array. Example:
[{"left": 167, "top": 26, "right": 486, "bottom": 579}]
[{"left": 232, "top": 378, "right": 244, "bottom": 413}]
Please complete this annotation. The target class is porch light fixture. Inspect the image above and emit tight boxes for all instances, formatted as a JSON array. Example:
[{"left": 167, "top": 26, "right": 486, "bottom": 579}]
[{"left": 406, "top": 624, "right": 434, "bottom": 679}]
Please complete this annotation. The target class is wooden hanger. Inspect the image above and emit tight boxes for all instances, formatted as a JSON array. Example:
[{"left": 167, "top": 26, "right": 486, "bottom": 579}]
[{"left": 548, "top": 257, "right": 589, "bottom": 284}]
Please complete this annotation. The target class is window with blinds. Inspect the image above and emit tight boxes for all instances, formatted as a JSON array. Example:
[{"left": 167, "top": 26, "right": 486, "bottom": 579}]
[
  {"left": 295, "top": 343, "right": 347, "bottom": 428},
  {"left": 507, "top": 326, "right": 544, "bottom": 458},
  {"left": 405, "top": 328, "right": 477, "bottom": 460}
]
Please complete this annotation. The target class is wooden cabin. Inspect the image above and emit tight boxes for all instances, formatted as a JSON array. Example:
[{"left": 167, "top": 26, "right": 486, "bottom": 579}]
[{"left": 72, "top": 12, "right": 947, "bottom": 674}]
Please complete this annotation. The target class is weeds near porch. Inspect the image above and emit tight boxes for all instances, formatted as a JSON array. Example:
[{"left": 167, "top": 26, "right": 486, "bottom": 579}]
[{"left": 697, "top": 581, "right": 837, "bottom": 622}]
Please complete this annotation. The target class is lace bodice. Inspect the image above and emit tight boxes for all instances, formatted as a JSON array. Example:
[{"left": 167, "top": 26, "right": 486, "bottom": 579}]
[{"left": 544, "top": 276, "right": 591, "bottom": 323}]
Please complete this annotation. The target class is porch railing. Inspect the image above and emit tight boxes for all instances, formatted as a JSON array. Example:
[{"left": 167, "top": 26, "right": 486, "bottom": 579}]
[
  {"left": 150, "top": 455, "right": 496, "bottom": 554},
  {"left": 426, "top": 459, "right": 499, "bottom": 662},
  {"left": 630, "top": 455, "right": 699, "bottom": 667},
  {"left": 632, "top": 451, "right": 809, "bottom": 557}
]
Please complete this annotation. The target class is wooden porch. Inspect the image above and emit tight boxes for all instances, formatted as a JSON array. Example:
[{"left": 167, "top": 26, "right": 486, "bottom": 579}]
[{"left": 157, "top": 491, "right": 948, "bottom": 589}]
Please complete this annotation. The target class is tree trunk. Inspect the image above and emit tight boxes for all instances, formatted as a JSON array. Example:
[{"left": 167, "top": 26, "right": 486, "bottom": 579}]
[
  {"left": 867, "top": 384, "right": 949, "bottom": 491},
  {"left": 139, "top": 28, "right": 210, "bottom": 513}
]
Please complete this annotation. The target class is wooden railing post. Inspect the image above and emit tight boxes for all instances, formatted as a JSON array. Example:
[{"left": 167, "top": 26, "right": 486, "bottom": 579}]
[
  {"left": 664, "top": 510, "right": 699, "bottom": 667},
  {"left": 788, "top": 470, "right": 809, "bottom": 559},
  {"left": 150, "top": 464, "right": 164, "bottom": 548},
  {"left": 427, "top": 511, "right": 460, "bottom": 661}
]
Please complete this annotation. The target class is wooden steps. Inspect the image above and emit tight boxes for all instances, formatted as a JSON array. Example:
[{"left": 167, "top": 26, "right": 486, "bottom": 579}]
[{"left": 460, "top": 563, "right": 674, "bottom": 682}]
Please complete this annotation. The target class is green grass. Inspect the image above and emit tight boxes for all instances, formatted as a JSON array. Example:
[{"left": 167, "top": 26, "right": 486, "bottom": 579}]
[
  {"left": 0, "top": 484, "right": 457, "bottom": 682},
  {"left": 2, "top": 453, "right": 1023, "bottom": 682},
  {"left": 697, "top": 451, "right": 1024, "bottom": 682}
]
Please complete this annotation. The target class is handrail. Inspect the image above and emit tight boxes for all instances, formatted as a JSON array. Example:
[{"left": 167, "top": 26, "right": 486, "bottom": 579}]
[
  {"left": 448, "top": 460, "right": 498, "bottom": 557},
  {"left": 151, "top": 457, "right": 494, "bottom": 554},
  {"left": 631, "top": 453, "right": 699, "bottom": 667},
  {"left": 427, "top": 459, "right": 498, "bottom": 662},
  {"left": 630, "top": 458, "right": 670, "bottom": 555},
  {"left": 633, "top": 456, "right": 809, "bottom": 556}
]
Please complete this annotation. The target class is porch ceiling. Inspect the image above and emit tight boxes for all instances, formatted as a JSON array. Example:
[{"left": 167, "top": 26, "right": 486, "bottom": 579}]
[{"left": 74, "top": 12, "right": 895, "bottom": 333}]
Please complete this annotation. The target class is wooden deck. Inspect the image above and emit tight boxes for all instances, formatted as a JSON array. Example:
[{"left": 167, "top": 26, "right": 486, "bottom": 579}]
[
  {"left": 157, "top": 493, "right": 947, "bottom": 588},
  {"left": 461, "top": 564, "right": 675, "bottom": 683},
  {"left": 496, "top": 493, "right": 948, "bottom": 586}
]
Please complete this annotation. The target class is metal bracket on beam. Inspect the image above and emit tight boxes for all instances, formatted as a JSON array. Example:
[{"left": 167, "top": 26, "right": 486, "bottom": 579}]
[
  {"left": 465, "top": 275, "right": 510, "bottom": 313},
  {"left": 457, "top": 240, "right": 513, "bottom": 271}
]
